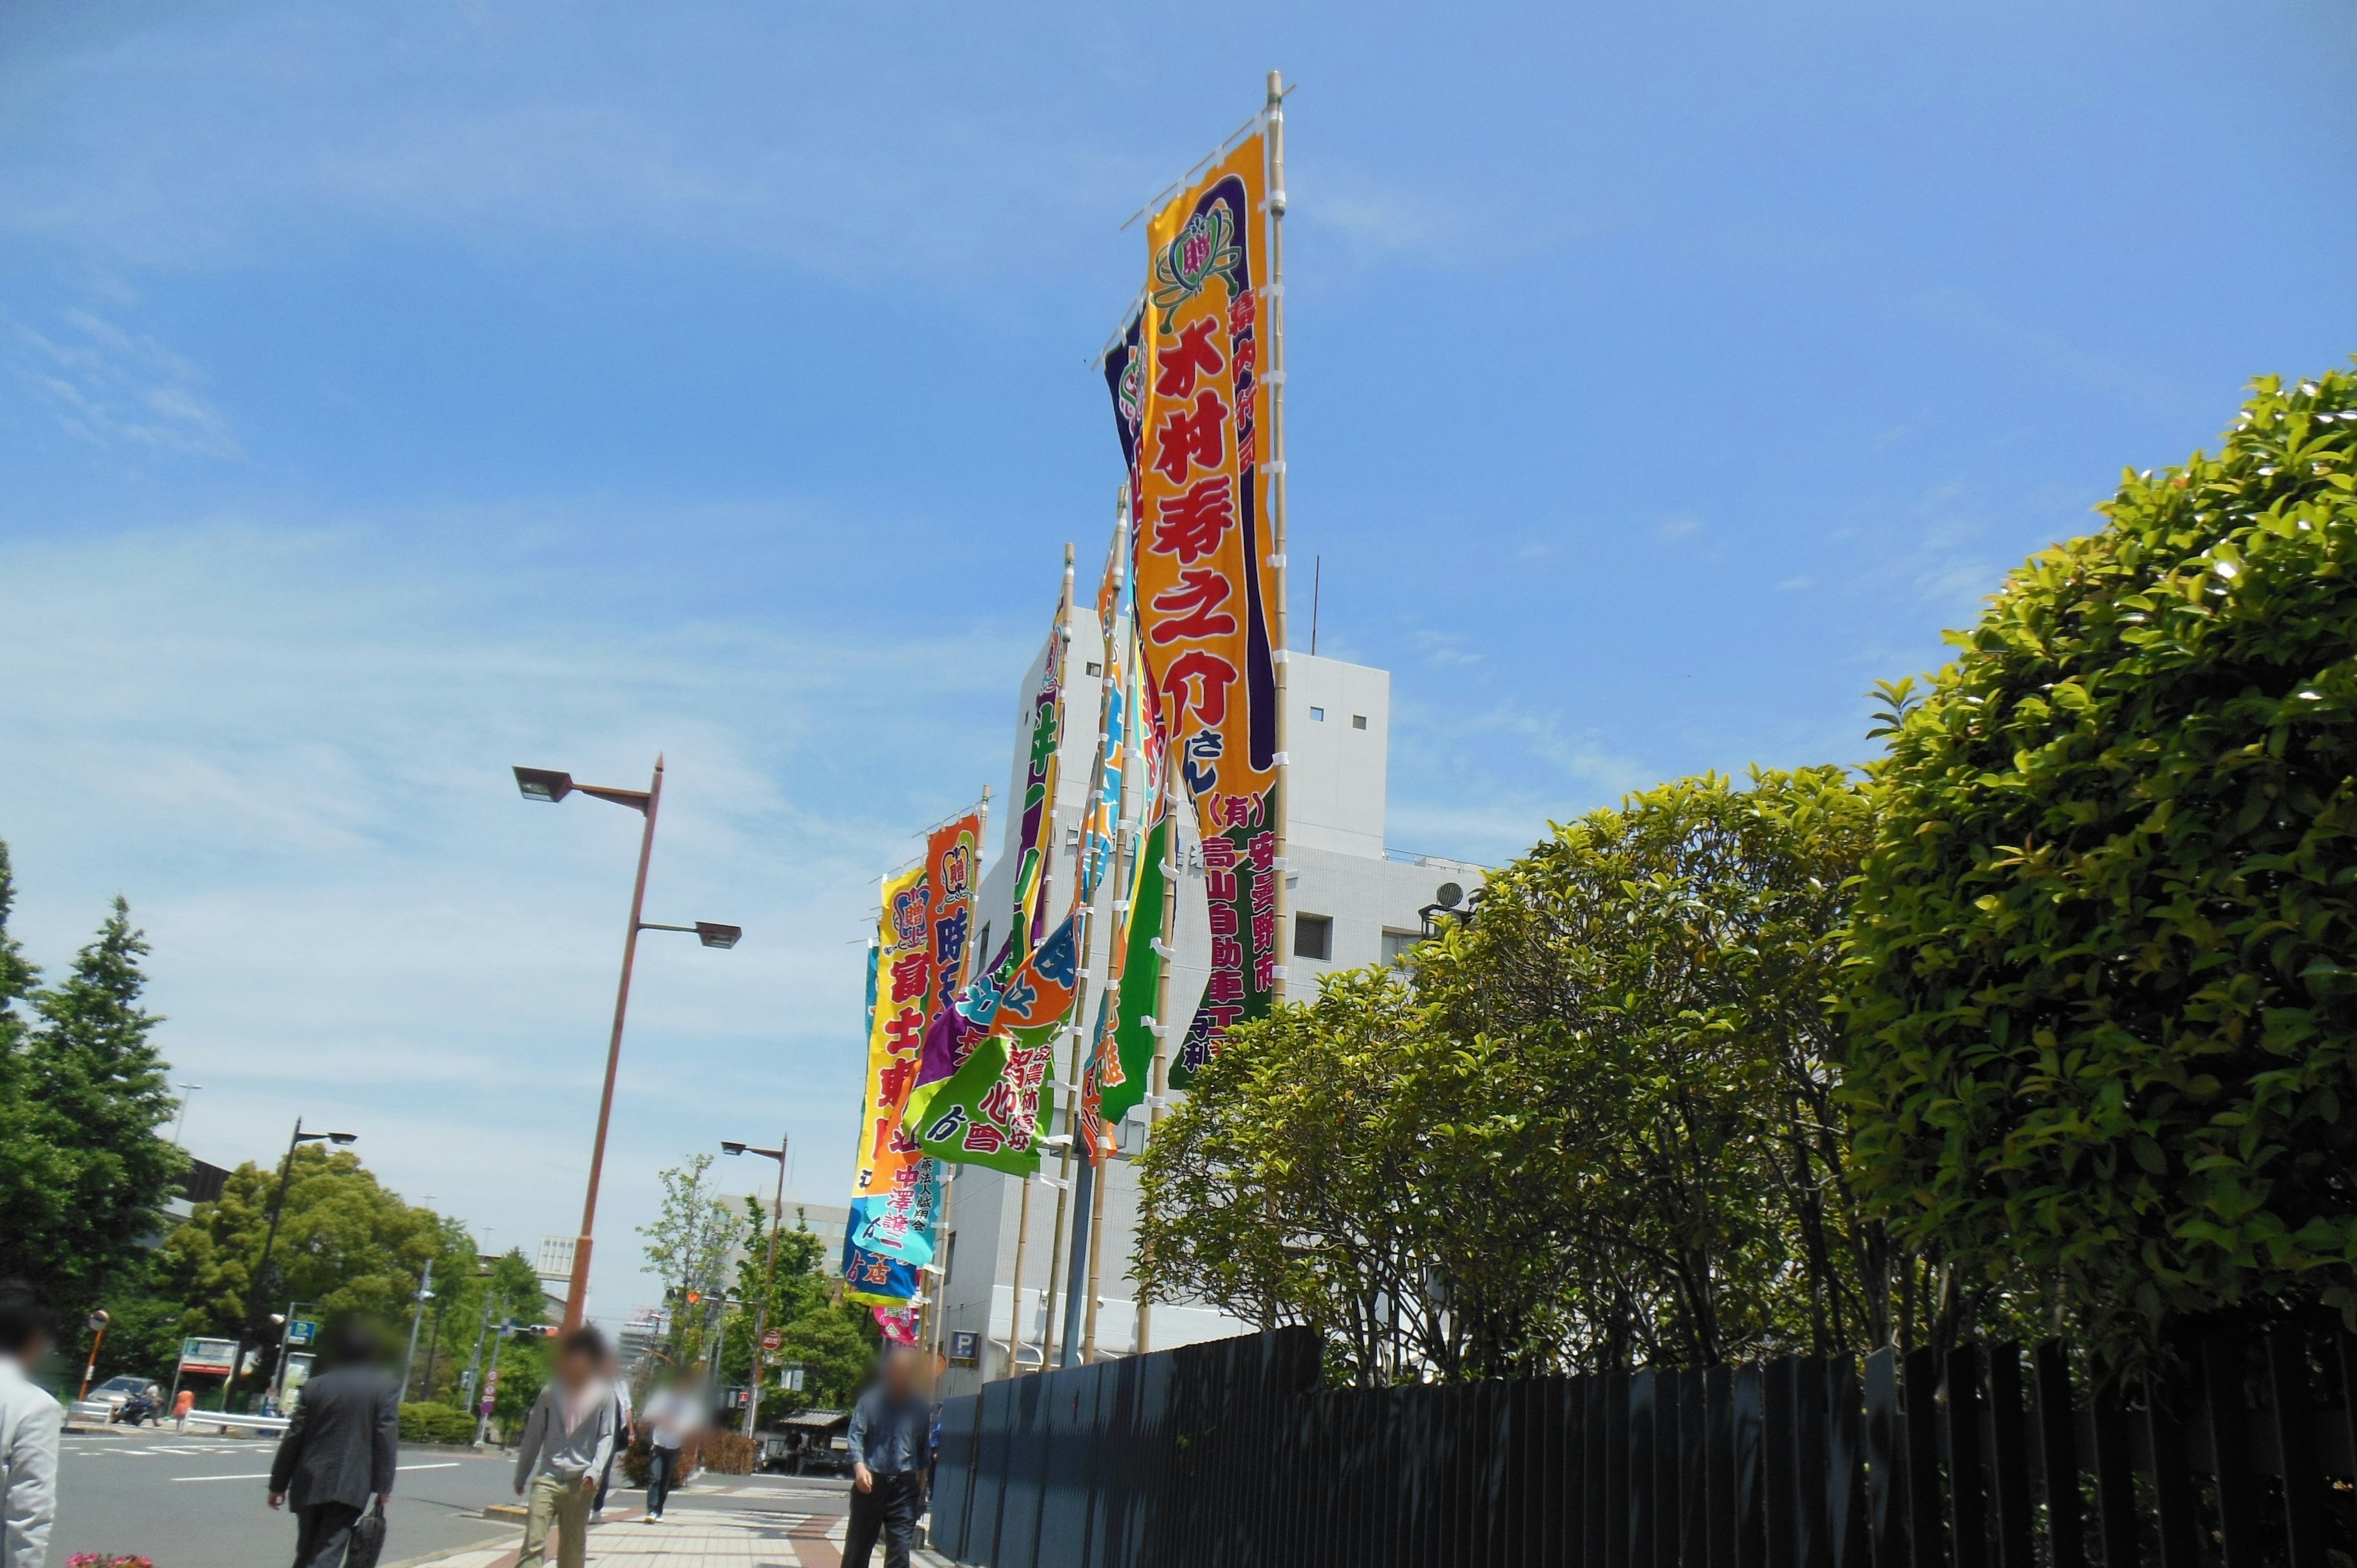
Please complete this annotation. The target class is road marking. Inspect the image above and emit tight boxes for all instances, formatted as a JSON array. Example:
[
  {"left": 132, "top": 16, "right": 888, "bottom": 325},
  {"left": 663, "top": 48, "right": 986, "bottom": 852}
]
[
  {"left": 400, "top": 1461, "right": 462, "bottom": 1472},
  {"left": 171, "top": 1471, "right": 274, "bottom": 1482}
]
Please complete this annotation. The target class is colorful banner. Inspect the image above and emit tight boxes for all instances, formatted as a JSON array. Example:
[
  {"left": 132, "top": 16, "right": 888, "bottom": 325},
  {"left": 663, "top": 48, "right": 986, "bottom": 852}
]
[
  {"left": 1126, "top": 130, "right": 1282, "bottom": 1083},
  {"left": 900, "top": 910, "right": 1082, "bottom": 1176},
  {"left": 846, "top": 812, "right": 982, "bottom": 1271},
  {"left": 1080, "top": 532, "right": 1171, "bottom": 1157},
  {"left": 844, "top": 866, "right": 927, "bottom": 1300},
  {"left": 873, "top": 1305, "right": 920, "bottom": 1345},
  {"left": 1012, "top": 627, "right": 1066, "bottom": 958}
]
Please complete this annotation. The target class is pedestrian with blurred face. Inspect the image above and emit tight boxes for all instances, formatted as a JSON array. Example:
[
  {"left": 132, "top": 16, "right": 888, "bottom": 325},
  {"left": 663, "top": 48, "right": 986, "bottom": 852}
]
[
  {"left": 0, "top": 1279, "right": 61, "bottom": 1568},
  {"left": 511, "top": 1326, "right": 616, "bottom": 1568},
  {"left": 266, "top": 1316, "right": 399, "bottom": 1568},
  {"left": 843, "top": 1348, "right": 933, "bottom": 1568},
  {"left": 590, "top": 1345, "right": 632, "bottom": 1523}
]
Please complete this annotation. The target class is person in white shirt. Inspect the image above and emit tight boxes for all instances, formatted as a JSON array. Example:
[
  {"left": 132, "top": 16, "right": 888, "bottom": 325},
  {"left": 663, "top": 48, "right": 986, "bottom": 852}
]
[
  {"left": 0, "top": 1280, "right": 61, "bottom": 1568},
  {"left": 638, "top": 1377, "right": 703, "bottom": 1522},
  {"left": 509, "top": 1326, "right": 616, "bottom": 1568},
  {"left": 590, "top": 1348, "right": 632, "bottom": 1523}
]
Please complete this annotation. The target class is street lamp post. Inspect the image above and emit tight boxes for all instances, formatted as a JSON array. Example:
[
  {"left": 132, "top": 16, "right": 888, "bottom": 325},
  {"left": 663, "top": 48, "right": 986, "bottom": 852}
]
[
  {"left": 513, "top": 759, "right": 741, "bottom": 1334},
  {"left": 228, "top": 1118, "right": 357, "bottom": 1410},
  {"left": 721, "top": 1133, "right": 788, "bottom": 1434},
  {"left": 171, "top": 1083, "right": 204, "bottom": 1149},
  {"left": 399, "top": 1257, "right": 435, "bottom": 1398}
]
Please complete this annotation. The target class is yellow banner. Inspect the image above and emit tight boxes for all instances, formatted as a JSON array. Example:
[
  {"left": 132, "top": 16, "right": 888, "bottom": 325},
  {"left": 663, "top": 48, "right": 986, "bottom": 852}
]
[{"left": 1133, "top": 129, "right": 1282, "bottom": 1062}]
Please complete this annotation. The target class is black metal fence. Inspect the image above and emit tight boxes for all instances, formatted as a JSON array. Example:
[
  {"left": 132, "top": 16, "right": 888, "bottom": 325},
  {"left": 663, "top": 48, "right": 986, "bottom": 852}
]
[{"left": 929, "top": 1323, "right": 2357, "bottom": 1568}]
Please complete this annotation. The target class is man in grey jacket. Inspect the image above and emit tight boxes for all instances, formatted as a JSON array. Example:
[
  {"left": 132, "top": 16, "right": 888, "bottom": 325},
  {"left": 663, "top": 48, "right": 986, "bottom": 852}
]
[
  {"left": 0, "top": 1280, "right": 60, "bottom": 1568},
  {"left": 511, "top": 1326, "right": 616, "bottom": 1568},
  {"left": 266, "top": 1318, "right": 400, "bottom": 1568}
]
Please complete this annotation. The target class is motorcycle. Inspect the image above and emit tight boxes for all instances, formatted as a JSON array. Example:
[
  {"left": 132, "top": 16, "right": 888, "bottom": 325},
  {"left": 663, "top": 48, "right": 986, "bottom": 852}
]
[{"left": 111, "top": 1390, "right": 161, "bottom": 1427}]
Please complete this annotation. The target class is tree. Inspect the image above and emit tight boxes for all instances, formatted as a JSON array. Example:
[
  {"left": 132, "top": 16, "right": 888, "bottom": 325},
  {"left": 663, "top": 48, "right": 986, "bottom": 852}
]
[
  {"left": 1140, "top": 770, "right": 1878, "bottom": 1381},
  {"left": 1845, "top": 368, "right": 2357, "bottom": 1361},
  {"left": 638, "top": 1154, "right": 742, "bottom": 1363},
  {"left": 0, "top": 879, "right": 184, "bottom": 1319},
  {"left": 151, "top": 1143, "right": 457, "bottom": 1386},
  {"left": 716, "top": 1199, "right": 879, "bottom": 1419}
]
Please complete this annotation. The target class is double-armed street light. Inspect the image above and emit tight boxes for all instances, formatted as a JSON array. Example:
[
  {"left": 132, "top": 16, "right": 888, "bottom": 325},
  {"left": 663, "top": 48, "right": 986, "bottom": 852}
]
[
  {"left": 721, "top": 1133, "right": 789, "bottom": 1433},
  {"left": 514, "top": 759, "right": 741, "bottom": 1332},
  {"left": 228, "top": 1118, "right": 357, "bottom": 1408}
]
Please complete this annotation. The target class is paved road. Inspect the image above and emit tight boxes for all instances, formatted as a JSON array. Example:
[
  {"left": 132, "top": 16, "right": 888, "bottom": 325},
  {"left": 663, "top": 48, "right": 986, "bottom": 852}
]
[{"left": 55, "top": 1427, "right": 853, "bottom": 1568}]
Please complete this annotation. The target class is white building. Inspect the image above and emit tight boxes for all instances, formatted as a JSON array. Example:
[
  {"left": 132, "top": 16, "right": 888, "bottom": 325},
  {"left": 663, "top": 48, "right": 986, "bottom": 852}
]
[
  {"left": 931, "top": 608, "right": 1484, "bottom": 1399},
  {"left": 722, "top": 1198, "right": 851, "bottom": 1280}
]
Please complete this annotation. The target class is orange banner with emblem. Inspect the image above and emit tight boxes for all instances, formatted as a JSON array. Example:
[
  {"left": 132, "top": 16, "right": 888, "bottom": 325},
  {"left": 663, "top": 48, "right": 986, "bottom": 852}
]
[{"left": 1131, "top": 129, "right": 1281, "bottom": 1079}]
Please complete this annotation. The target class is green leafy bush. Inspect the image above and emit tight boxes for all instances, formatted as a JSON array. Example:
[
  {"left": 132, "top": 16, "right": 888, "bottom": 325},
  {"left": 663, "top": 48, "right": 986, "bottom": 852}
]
[
  {"left": 1845, "top": 369, "right": 2357, "bottom": 1355},
  {"left": 398, "top": 1401, "right": 477, "bottom": 1445}
]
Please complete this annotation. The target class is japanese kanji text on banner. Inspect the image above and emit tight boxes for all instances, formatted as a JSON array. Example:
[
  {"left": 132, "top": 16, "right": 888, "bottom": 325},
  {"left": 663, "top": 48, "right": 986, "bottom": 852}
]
[{"left": 1125, "top": 129, "right": 1282, "bottom": 1086}]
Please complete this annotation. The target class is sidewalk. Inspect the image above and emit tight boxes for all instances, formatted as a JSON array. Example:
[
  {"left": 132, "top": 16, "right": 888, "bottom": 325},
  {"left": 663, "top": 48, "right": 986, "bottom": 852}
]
[{"left": 395, "top": 1507, "right": 960, "bottom": 1568}]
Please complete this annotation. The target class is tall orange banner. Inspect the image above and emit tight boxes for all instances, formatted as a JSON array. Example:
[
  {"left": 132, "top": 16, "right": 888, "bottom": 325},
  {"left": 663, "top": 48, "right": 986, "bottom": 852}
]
[{"left": 1129, "top": 130, "right": 1281, "bottom": 1083}]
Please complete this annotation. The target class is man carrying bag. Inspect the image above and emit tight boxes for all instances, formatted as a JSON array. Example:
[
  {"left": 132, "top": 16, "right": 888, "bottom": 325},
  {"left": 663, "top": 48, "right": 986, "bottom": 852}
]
[{"left": 267, "top": 1319, "right": 400, "bottom": 1568}]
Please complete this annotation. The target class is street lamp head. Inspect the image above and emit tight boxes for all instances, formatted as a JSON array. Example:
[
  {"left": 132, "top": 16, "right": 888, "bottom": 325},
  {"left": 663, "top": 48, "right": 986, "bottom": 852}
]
[
  {"left": 513, "top": 766, "right": 575, "bottom": 803},
  {"left": 720, "top": 1141, "right": 748, "bottom": 1156},
  {"left": 327, "top": 1132, "right": 358, "bottom": 1145},
  {"left": 694, "top": 922, "right": 742, "bottom": 950}
]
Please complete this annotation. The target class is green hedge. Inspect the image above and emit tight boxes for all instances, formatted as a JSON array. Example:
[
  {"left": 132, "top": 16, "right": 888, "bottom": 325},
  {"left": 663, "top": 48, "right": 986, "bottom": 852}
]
[
  {"left": 1846, "top": 368, "right": 2357, "bottom": 1355},
  {"left": 398, "top": 1402, "right": 478, "bottom": 1445}
]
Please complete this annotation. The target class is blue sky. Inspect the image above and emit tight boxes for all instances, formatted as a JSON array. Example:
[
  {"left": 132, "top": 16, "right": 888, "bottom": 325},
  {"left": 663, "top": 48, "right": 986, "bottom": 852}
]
[{"left": 3, "top": 0, "right": 2352, "bottom": 1323}]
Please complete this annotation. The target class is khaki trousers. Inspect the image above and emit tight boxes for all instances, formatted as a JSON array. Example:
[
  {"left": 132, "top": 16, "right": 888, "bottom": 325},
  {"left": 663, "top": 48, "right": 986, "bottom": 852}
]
[{"left": 517, "top": 1470, "right": 592, "bottom": 1568}]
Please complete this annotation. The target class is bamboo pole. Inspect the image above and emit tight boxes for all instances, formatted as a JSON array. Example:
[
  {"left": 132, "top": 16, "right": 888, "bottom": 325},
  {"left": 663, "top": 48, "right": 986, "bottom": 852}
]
[
  {"left": 1043, "top": 533, "right": 1123, "bottom": 1370},
  {"left": 1264, "top": 69, "right": 1293, "bottom": 1011},
  {"left": 1005, "top": 555, "right": 1074, "bottom": 1381},
  {"left": 1082, "top": 523, "right": 1137, "bottom": 1364}
]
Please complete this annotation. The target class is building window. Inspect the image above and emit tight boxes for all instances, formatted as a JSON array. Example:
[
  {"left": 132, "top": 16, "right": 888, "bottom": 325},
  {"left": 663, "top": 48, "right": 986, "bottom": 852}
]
[
  {"left": 1309, "top": 706, "right": 1325, "bottom": 721},
  {"left": 1293, "top": 913, "right": 1333, "bottom": 961},
  {"left": 1066, "top": 827, "right": 1080, "bottom": 849},
  {"left": 1382, "top": 930, "right": 1420, "bottom": 967},
  {"left": 978, "top": 922, "right": 991, "bottom": 965},
  {"left": 1352, "top": 714, "right": 1368, "bottom": 730},
  {"left": 1085, "top": 661, "right": 1102, "bottom": 677}
]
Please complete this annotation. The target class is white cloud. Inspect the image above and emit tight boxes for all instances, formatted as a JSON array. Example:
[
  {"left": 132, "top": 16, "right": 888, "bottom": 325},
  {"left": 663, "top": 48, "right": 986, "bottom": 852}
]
[
  {"left": 0, "top": 517, "right": 1023, "bottom": 1323},
  {"left": 7, "top": 308, "right": 240, "bottom": 458}
]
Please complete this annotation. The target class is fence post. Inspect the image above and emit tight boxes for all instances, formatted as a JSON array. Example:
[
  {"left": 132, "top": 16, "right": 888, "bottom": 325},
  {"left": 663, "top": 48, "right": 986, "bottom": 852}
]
[
  {"left": 2199, "top": 1332, "right": 2265, "bottom": 1568},
  {"left": 1733, "top": 1367, "right": 1768, "bottom": 1568},
  {"left": 2143, "top": 1362, "right": 2202, "bottom": 1568},
  {"left": 2030, "top": 1342, "right": 2085, "bottom": 1568},
  {"left": 1863, "top": 1348, "right": 1911, "bottom": 1568},
  {"left": 1984, "top": 1345, "right": 2035, "bottom": 1568},
  {"left": 1827, "top": 1358, "right": 1868, "bottom": 1568},
  {"left": 2266, "top": 1328, "right": 2330, "bottom": 1568},
  {"left": 1763, "top": 1359, "right": 1800, "bottom": 1568},
  {"left": 1942, "top": 1345, "right": 1988, "bottom": 1568},
  {"left": 2088, "top": 1383, "right": 2139, "bottom": 1568},
  {"left": 1901, "top": 1350, "right": 1945, "bottom": 1568}
]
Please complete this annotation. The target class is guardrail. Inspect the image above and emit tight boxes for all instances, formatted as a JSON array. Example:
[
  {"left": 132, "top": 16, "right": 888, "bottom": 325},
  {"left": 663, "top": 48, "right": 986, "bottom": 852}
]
[{"left": 175, "top": 1409, "right": 292, "bottom": 1437}]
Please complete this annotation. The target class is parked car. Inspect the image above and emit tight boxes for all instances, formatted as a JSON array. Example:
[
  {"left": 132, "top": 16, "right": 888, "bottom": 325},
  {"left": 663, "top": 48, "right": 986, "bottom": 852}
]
[{"left": 76, "top": 1375, "right": 164, "bottom": 1427}]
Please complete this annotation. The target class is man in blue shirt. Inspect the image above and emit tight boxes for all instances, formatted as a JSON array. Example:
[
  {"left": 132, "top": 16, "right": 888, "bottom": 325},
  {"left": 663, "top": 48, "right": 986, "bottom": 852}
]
[{"left": 843, "top": 1348, "right": 933, "bottom": 1568}]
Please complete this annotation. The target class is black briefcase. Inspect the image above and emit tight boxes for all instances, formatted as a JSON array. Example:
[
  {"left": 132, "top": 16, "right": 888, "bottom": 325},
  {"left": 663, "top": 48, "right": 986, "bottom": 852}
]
[{"left": 344, "top": 1499, "right": 389, "bottom": 1568}]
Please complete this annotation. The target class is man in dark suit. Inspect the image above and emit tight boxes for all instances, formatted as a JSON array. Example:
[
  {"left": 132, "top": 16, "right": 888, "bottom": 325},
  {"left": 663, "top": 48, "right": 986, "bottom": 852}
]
[{"left": 266, "top": 1318, "right": 400, "bottom": 1568}]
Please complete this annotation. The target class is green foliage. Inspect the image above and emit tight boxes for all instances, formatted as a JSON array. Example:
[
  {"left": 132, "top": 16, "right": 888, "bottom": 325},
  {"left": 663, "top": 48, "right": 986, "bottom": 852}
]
[
  {"left": 1141, "top": 769, "right": 1877, "bottom": 1380},
  {"left": 1846, "top": 369, "right": 2357, "bottom": 1359},
  {"left": 398, "top": 1402, "right": 478, "bottom": 1445},
  {"left": 711, "top": 1200, "right": 879, "bottom": 1423},
  {"left": 150, "top": 1143, "right": 463, "bottom": 1386},
  {"left": 638, "top": 1154, "right": 742, "bottom": 1361},
  {"left": 0, "top": 870, "right": 184, "bottom": 1319}
]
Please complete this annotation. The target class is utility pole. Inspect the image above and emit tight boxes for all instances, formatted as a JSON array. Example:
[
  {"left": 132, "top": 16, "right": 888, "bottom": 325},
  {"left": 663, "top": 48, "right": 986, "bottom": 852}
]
[{"left": 399, "top": 1258, "right": 435, "bottom": 1399}]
